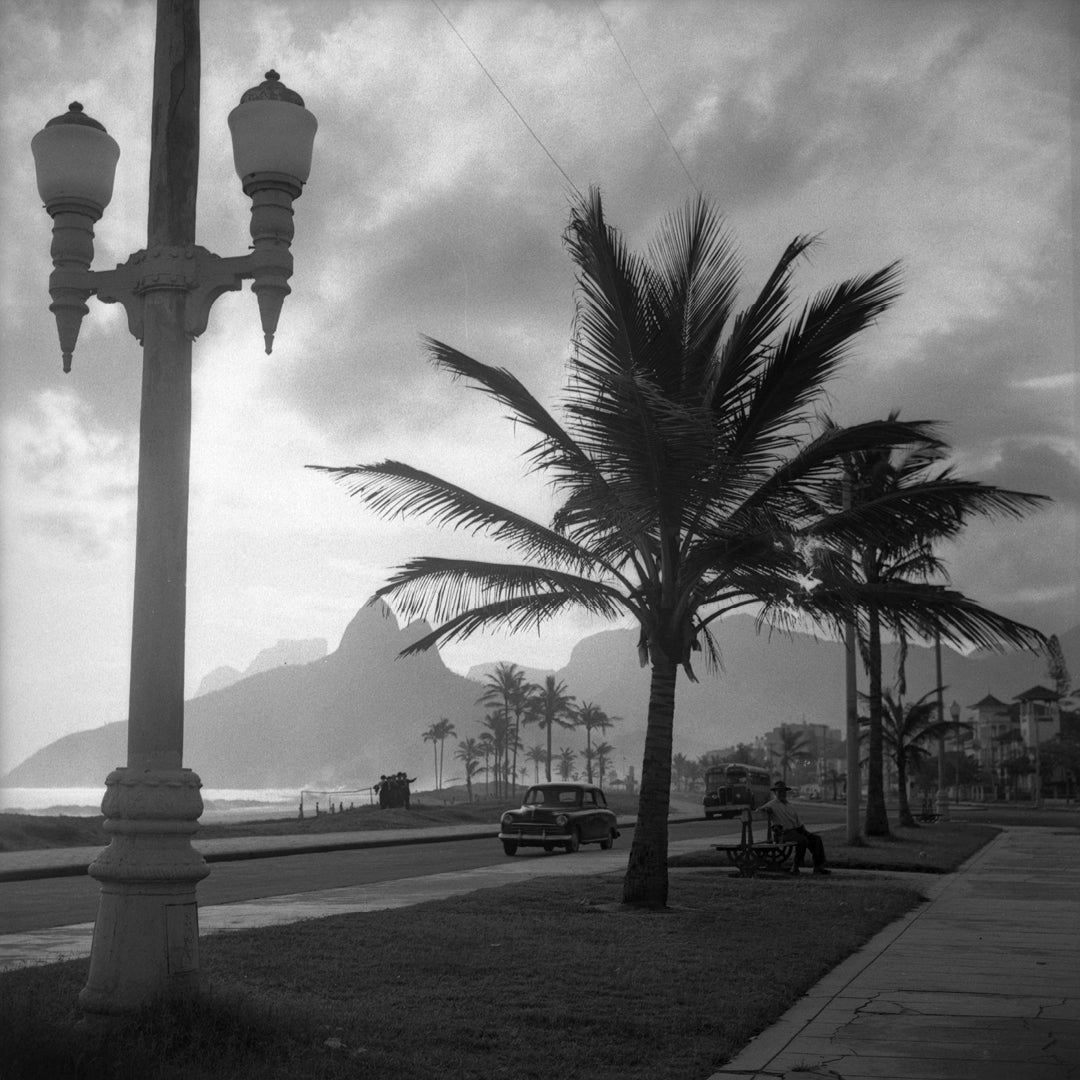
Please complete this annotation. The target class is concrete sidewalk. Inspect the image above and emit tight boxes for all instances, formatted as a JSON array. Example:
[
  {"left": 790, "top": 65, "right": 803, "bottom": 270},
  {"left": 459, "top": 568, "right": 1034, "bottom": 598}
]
[{"left": 709, "top": 825, "right": 1080, "bottom": 1080}]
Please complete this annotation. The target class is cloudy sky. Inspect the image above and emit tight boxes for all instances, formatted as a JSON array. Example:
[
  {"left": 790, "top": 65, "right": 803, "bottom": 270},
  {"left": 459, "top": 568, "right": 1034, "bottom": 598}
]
[{"left": 0, "top": 0, "right": 1076, "bottom": 775}]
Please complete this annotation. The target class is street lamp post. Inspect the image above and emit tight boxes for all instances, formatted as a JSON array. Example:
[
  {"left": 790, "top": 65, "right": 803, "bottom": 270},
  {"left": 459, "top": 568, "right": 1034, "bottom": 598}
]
[
  {"left": 950, "top": 700, "right": 961, "bottom": 805},
  {"left": 31, "top": 0, "right": 315, "bottom": 1016}
]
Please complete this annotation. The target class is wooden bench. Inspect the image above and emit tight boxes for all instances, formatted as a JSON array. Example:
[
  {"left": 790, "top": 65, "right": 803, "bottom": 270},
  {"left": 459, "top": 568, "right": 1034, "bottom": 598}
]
[{"left": 714, "top": 812, "right": 796, "bottom": 877}]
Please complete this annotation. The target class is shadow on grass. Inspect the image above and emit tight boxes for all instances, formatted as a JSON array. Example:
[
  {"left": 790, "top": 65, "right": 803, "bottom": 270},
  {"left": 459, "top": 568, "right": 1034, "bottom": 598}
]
[{"left": 1, "top": 872, "right": 921, "bottom": 1080}]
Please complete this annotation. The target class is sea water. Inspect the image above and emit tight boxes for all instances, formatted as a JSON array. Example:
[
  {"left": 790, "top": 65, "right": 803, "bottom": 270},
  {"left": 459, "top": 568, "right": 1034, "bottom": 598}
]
[{"left": 0, "top": 786, "right": 302, "bottom": 824}]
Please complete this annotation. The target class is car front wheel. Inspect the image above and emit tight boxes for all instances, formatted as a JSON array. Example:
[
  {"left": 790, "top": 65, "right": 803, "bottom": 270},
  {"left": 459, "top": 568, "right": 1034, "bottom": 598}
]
[
  {"left": 565, "top": 828, "right": 581, "bottom": 853},
  {"left": 600, "top": 831, "right": 614, "bottom": 850},
  {"left": 502, "top": 840, "right": 518, "bottom": 856}
]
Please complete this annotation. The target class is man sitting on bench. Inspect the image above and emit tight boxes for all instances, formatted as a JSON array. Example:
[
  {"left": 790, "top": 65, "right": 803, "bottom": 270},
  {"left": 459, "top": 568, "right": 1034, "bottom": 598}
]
[{"left": 754, "top": 781, "right": 830, "bottom": 875}]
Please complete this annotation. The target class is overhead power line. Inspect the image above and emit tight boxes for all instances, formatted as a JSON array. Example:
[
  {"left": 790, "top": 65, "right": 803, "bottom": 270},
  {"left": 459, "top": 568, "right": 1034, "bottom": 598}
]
[
  {"left": 429, "top": 0, "right": 583, "bottom": 199},
  {"left": 592, "top": 0, "right": 698, "bottom": 189}
]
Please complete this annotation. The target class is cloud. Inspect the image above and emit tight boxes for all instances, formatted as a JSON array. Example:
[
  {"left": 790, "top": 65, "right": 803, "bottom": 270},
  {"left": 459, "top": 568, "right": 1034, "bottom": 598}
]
[{"left": 1, "top": 0, "right": 1075, "bottom": 773}]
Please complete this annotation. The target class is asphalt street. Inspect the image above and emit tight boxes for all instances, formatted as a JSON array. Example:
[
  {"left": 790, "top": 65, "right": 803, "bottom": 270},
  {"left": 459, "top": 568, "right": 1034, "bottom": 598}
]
[{"left": 0, "top": 810, "right": 846, "bottom": 934}]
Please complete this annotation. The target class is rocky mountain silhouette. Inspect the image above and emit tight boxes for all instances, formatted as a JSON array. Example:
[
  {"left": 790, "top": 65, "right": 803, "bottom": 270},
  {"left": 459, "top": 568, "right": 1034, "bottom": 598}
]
[
  {"left": 3, "top": 604, "right": 1074, "bottom": 791},
  {"left": 2, "top": 603, "right": 482, "bottom": 791},
  {"left": 194, "top": 638, "right": 328, "bottom": 697}
]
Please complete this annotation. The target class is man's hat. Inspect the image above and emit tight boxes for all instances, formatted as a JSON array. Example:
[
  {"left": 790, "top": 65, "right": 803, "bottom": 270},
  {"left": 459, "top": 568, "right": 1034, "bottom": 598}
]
[{"left": 771, "top": 781, "right": 791, "bottom": 792}]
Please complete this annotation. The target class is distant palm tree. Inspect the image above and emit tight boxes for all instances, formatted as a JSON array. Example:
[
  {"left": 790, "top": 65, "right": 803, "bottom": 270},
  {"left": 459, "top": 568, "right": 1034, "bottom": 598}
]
[
  {"left": 421, "top": 722, "right": 440, "bottom": 788},
  {"left": 574, "top": 702, "right": 618, "bottom": 784},
  {"left": 433, "top": 718, "right": 457, "bottom": 790},
  {"left": 479, "top": 710, "right": 510, "bottom": 798},
  {"left": 454, "top": 737, "right": 482, "bottom": 802},
  {"left": 476, "top": 730, "right": 497, "bottom": 797},
  {"left": 557, "top": 747, "right": 576, "bottom": 781},
  {"left": 478, "top": 663, "right": 533, "bottom": 798},
  {"left": 594, "top": 741, "right": 616, "bottom": 789},
  {"left": 526, "top": 676, "right": 577, "bottom": 781},
  {"left": 525, "top": 744, "right": 547, "bottom": 783},
  {"left": 312, "top": 189, "right": 931, "bottom": 906}
]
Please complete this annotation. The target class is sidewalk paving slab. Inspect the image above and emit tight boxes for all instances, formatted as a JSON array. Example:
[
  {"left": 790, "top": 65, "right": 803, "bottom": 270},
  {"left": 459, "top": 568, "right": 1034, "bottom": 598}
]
[{"left": 708, "top": 825, "right": 1080, "bottom": 1080}]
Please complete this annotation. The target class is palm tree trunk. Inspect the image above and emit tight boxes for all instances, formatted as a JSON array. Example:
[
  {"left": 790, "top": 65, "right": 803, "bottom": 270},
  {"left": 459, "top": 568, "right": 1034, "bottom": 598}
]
[
  {"left": 545, "top": 721, "right": 553, "bottom": 782},
  {"left": 622, "top": 652, "right": 677, "bottom": 908},
  {"left": 432, "top": 740, "right": 439, "bottom": 790},
  {"left": 865, "top": 604, "right": 890, "bottom": 836},
  {"left": 896, "top": 753, "right": 916, "bottom": 827}
]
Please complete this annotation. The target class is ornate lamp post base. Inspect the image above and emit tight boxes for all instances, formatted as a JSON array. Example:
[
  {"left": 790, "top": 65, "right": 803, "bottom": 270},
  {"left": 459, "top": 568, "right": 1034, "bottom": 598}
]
[{"left": 78, "top": 768, "right": 209, "bottom": 1015}]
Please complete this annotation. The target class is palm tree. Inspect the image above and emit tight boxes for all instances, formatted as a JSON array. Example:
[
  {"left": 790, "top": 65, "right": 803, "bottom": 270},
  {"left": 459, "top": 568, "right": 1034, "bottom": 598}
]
[
  {"left": 432, "top": 717, "right": 457, "bottom": 789},
  {"left": 311, "top": 189, "right": 940, "bottom": 907},
  {"left": 476, "top": 730, "right": 496, "bottom": 797},
  {"left": 859, "top": 686, "right": 966, "bottom": 826},
  {"left": 479, "top": 710, "right": 509, "bottom": 797},
  {"left": 454, "top": 736, "right": 482, "bottom": 802},
  {"left": 556, "top": 747, "right": 577, "bottom": 781},
  {"left": 809, "top": 420, "right": 1048, "bottom": 835},
  {"left": 421, "top": 722, "right": 440, "bottom": 788},
  {"left": 526, "top": 675, "right": 577, "bottom": 781},
  {"left": 775, "top": 724, "right": 811, "bottom": 783},
  {"left": 478, "top": 663, "right": 532, "bottom": 798},
  {"left": 525, "top": 744, "right": 547, "bottom": 783},
  {"left": 574, "top": 702, "right": 618, "bottom": 783},
  {"left": 594, "top": 740, "right": 616, "bottom": 789}
]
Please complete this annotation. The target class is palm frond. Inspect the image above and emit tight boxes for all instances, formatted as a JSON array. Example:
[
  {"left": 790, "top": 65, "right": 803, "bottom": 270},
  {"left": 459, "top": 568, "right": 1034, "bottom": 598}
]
[
  {"left": 806, "top": 579, "right": 1047, "bottom": 654},
  {"left": 736, "top": 262, "right": 904, "bottom": 451},
  {"left": 381, "top": 587, "right": 628, "bottom": 657},
  {"left": 422, "top": 338, "right": 598, "bottom": 485},
  {"left": 307, "top": 461, "right": 596, "bottom": 572},
  {"left": 645, "top": 194, "right": 742, "bottom": 393}
]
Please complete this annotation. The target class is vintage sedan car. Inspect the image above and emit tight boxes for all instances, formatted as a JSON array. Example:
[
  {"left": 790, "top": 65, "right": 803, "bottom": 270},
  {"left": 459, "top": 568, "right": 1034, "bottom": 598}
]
[{"left": 499, "top": 783, "right": 620, "bottom": 855}]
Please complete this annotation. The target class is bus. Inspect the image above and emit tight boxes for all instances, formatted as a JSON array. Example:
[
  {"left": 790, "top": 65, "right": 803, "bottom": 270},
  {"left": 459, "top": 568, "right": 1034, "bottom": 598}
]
[{"left": 702, "top": 763, "right": 774, "bottom": 819}]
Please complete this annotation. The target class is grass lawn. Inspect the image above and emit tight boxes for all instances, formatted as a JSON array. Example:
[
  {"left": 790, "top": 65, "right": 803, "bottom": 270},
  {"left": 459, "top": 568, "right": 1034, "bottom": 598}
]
[
  {"left": 1, "top": 869, "right": 922, "bottom": 1080},
  {"left": 669, "top": 821, "right": 1001, "bottom": 874}
]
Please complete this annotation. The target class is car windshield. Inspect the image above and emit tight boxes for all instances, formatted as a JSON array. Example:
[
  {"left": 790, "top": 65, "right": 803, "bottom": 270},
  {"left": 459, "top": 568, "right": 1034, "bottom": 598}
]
[{"left": 524, "top": 787, "right": 583, "bottom": 808}]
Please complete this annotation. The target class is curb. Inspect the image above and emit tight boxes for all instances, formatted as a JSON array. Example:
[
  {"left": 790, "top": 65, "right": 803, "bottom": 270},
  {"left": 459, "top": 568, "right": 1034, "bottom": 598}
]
[{"left": 0, "top": 813, "right": 697, "bottom": 883}]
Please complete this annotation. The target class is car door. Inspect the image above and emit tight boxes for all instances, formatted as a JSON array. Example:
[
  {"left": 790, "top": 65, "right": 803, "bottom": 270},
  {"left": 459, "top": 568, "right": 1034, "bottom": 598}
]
[{"left": 579, "top": 789, "right": 602, "bottom": 840}]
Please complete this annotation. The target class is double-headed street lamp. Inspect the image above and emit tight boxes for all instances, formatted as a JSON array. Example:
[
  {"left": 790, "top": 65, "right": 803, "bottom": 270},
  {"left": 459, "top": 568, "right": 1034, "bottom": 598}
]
[{"left": 31, "top": 0, "right": 315, "bottom": 1015}]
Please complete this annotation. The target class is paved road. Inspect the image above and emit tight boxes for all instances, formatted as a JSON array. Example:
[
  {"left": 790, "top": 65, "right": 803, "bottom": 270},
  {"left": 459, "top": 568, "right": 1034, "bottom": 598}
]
[{"left": 0, "top": 807, "right": 844, "bottom": 934}]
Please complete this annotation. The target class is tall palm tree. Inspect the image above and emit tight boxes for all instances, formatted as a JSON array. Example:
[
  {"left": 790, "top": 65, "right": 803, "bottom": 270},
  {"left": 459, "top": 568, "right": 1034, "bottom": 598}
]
[
  {"left": 809, "top": 420, "right": 1048, "bottom": 835},
  {"left": 432, "top": 717, "right": 456, "bottom": 790},
  {"left": 574, "top": 702, "right": 618, "bottom": 784},
  {"left": 421, "top": 722, "right": 440, "bottom": 788},
  {"left": 526, "top": 675, "right": 577, "bottom": 781},
  {"left": 311, "top": 188, "right": 937, "bottom": 907},
  {"left": 454, "top": 736, "right": 482, "bottom": 802},
  {"left": 477, "top": 663, "right": 532, "bottom": 798}
]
